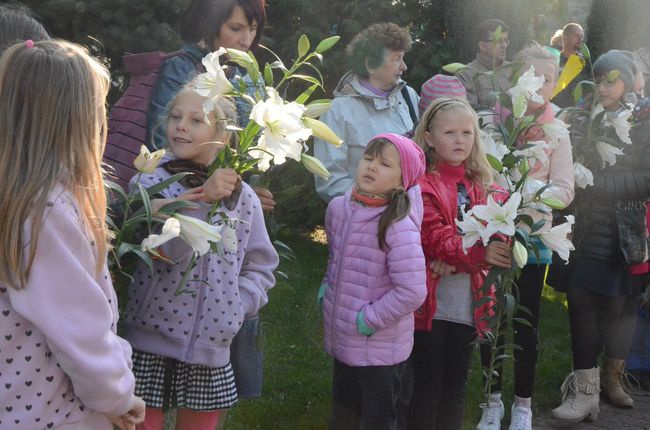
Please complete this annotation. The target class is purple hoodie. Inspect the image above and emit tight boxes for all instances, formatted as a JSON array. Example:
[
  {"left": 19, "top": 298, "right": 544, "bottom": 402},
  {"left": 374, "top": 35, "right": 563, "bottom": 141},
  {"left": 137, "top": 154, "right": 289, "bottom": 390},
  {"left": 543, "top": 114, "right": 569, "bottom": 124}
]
[
  {"left": 0, "top": 187, "right": 136, "bottom": 430},
  {"left": 120, "top": 166, "right": 279, "bottom": 368},
  {"left": 322, "top": 186, "right": 427, "bottom": 366}
]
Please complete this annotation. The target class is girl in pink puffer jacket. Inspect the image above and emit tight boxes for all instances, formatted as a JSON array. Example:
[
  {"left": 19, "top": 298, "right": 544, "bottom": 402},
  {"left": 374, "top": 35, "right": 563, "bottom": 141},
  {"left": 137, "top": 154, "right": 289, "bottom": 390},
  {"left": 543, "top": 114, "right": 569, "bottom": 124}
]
[{"left": 321, "top": 132, "right": 427, "bottom": 430}]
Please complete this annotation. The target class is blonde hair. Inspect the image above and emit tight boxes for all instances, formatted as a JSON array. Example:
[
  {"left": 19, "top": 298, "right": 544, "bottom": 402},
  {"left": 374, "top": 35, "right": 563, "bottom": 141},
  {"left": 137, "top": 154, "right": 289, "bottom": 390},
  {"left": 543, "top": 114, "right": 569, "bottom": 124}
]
[
  {"left": 0, "top": 40, "right": 110, "bottom": 289},
  {"left": 165, "top": 88, "right": 239, "bottom": 150},
  {"left": 413, "top": 97, "right": 493, "bottom": 188},
  {"left": 514, "top": 42, "right": 559, "bottom": 78}
]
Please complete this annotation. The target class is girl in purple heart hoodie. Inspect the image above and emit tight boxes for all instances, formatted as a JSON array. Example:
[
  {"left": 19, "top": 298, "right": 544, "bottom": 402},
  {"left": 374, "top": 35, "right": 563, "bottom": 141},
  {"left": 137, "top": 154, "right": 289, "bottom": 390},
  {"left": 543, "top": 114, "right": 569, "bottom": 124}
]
[
  {"left": 321, "top": 133, "right": 427, "bottom": 430},
  {"left": 0, "top": 41, "right": 144, "bottom": 430}
]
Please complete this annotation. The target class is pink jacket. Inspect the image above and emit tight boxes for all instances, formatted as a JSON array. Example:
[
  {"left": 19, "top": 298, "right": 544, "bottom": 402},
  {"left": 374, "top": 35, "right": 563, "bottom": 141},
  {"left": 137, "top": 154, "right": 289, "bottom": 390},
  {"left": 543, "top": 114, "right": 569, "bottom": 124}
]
[
  {"left": 322, "top": 187, "right": 427, "bottom": 366},
  {"left": 0, "top": 187, "right": 136, "bottom": 430},
  {"left": 517, "top": 103, "right": 575, "bottom": 227}
]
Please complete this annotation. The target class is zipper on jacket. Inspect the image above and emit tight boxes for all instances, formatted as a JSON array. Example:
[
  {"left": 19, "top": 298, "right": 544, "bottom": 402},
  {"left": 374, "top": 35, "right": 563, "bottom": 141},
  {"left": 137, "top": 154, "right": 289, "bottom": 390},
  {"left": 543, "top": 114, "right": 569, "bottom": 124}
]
[{"left": 331, "top": 203, "right": 357, "bottom": 353}]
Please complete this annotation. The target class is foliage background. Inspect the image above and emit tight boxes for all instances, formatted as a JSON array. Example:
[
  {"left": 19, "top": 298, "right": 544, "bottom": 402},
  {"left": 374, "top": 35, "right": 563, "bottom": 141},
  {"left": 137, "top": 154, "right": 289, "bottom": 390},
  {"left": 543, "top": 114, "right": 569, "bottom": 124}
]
[{"left": 12, "top": 0, "right": 649, "bottom": 226}]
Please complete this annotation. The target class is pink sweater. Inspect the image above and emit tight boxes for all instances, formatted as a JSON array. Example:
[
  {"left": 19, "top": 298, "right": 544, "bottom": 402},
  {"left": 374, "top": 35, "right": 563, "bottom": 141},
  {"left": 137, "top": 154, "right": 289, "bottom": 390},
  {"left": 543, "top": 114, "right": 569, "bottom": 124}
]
[{"left": 0, "top": 187, "right": 136, "bottom": 429}]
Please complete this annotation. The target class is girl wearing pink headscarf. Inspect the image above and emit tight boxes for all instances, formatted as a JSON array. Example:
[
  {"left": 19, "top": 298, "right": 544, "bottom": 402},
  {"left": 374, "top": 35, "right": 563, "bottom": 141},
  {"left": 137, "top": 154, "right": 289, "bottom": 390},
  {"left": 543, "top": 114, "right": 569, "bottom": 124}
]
[{"left": 320, "top": 133, "right": 427, "bottom": 429}]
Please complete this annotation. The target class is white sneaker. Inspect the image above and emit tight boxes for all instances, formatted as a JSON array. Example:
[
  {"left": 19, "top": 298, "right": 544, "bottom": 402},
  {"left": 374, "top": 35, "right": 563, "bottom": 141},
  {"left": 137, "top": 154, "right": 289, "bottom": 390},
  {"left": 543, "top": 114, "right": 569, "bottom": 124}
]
[
  {"left": 508, "top": 405, "right": 532, "bottom": 430},
  {"left": 477, "top": 400, "right": 505, "bottom": 430}
]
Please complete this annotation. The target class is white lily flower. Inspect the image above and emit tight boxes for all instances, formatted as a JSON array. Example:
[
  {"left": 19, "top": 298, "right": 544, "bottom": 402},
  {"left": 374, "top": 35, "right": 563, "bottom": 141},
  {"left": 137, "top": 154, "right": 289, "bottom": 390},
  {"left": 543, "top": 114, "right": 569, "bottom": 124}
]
[
  {"left": 573, "top": 161, "right": 594, "bottom": 188},
  {"left": 481, "top": 129, "right": 509, "bottom": 162},
  {"left": 174, "top": 213, "right": 223, "bottom": 257},
  {"left": 249, "top": 87, "right": 313, "bottom": 171},
  {"left": 455, "top": 209, "right": 489, "bottom": 251},
  {"left": 508, "top": 66, "right": 545, "bottom": 118},
  {"left": 133, "top": 145, "right": 166, "bottom": 174},
  {"left": 596, "top": 141, "right": 624, "bottom": 168},
  {"left": 513, "top": 140, "right": 551, "bottom": 166},
  {"left": 221, "top": 224, "right": 238, "bottom": 253},
  {"left": 538, "top": 215, "right": 575, "bottom": 263},
  {"left": 141, "top": 217, "right": 181, "bottom": 252},
  {"left": 471, "top": 192, "right": 522, "bottom": 239},
  {"left": 194, "top": 48, "right": 234, "bottom": 99},
  {"left": 541, "top": 117, "right": 570, "bottom": 147},
  {"left": 607, "top": 108, "right": 632, "bottom": 145}
]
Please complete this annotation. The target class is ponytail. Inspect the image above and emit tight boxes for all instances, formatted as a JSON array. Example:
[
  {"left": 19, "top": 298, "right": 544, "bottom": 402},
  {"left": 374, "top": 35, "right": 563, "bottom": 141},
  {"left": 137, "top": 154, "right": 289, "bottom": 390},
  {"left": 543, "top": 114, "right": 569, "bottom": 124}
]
[{"left": 377, "top": 189, "right": 411, "bottom": 250}]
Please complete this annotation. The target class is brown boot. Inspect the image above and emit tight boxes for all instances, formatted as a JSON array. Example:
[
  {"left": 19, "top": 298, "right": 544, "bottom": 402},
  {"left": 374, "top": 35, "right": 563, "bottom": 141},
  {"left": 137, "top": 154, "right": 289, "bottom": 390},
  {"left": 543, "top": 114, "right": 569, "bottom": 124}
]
[
  {"left": 551, "top": 368, "right": 600, "bottom": 422},
  {"left": 602, "top": 358, "right": 634, "bottom": 408}
]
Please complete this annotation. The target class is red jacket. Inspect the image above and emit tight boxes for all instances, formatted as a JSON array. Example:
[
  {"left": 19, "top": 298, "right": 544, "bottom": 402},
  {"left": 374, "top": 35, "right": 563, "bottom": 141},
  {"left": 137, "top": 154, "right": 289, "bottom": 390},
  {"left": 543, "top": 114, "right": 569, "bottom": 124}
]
[{"left": 416, "top": 162, "right": 501, "bottom": 333}]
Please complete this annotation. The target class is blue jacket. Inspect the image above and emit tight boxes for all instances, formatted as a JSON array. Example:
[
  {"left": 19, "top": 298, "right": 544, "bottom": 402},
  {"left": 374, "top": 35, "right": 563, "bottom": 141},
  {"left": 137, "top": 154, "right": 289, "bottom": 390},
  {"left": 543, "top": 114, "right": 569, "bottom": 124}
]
[{"left": 146, "top": 44, "right": 264, "bottom": 150}]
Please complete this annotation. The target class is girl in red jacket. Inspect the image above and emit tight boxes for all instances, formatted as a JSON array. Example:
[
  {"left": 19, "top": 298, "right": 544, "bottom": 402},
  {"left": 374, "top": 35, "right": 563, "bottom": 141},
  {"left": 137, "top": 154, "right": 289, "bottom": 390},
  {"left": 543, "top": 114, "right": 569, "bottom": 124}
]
[{"left": 406, "top": 97, "right": 512, "bottom": 430}]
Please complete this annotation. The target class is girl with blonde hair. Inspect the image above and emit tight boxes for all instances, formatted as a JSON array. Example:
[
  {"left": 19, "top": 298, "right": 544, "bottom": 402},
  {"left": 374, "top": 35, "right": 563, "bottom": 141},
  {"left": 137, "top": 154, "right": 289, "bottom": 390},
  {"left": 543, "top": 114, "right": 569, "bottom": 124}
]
[
  {"left": 407, "top": 97, "right": 511, "bottom": 429},
  {"left": 0, "top": 40, "right": 144, "bottom": 429}
]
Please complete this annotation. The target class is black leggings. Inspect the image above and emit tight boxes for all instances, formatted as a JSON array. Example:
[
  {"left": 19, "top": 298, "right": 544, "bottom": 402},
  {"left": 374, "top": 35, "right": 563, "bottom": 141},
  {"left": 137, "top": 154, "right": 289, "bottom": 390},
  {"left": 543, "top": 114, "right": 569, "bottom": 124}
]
[
  {"left": 407, "top": 320, "right": 476, "bottom": 430},
  {"left": 479, "top": 265, "right": 546, "bottom": 398},
  {"left": 567, "top": 275, "right": 644, "bottom": 368},
  {"left": 605, "top": 275, "right": 644, "bottom": 359}
]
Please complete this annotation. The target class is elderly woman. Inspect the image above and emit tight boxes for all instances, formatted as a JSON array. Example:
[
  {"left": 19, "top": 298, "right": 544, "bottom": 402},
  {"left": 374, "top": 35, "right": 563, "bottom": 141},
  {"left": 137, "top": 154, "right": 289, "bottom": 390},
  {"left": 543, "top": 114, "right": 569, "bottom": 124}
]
[{"left": 314, "top": 22, "right": 419, "bottom": 202}]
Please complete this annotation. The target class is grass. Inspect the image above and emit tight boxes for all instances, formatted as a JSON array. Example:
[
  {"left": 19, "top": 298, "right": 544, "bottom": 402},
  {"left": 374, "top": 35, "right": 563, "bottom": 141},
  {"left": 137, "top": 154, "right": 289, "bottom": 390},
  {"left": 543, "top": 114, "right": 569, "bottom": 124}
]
[{"left": 171, "top": 228, "right": 574, "bottom": 429}]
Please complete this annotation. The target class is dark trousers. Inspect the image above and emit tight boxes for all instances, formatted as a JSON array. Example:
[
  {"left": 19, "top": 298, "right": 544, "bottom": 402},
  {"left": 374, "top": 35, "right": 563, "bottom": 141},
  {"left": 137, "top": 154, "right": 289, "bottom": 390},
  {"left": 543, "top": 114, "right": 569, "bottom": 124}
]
[
  {"left": 407, "top": 320, "right": 476, "bottom": 430},
  {"left": 605, "top": 275, "right": 644, "bottom": 359},
  {"left": 479, "top": 264, "right": 546, "bottom": 397},
  {"left": 330, "top": 359, "right": 408, "bottom": 430}
]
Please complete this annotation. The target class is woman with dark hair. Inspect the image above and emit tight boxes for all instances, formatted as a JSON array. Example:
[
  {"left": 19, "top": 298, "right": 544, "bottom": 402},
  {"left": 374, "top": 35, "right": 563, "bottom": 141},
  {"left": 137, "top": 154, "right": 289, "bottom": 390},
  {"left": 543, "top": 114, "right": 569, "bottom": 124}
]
[
  {"left": 146, "top": 0, "right": 266, "bottom": 151},
  {"left": 313, "top": 22, "right": 419, "bottom": 202},
  {"left": 0, "top": 3, "right": 49, "bottom": 54}
]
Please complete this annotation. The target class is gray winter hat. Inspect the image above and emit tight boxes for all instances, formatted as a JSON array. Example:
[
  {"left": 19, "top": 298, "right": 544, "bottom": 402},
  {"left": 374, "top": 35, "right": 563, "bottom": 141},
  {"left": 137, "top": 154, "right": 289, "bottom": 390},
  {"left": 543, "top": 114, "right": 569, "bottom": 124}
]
[{"left": 593, "top": 50, "right": 638, "bottom": 91}]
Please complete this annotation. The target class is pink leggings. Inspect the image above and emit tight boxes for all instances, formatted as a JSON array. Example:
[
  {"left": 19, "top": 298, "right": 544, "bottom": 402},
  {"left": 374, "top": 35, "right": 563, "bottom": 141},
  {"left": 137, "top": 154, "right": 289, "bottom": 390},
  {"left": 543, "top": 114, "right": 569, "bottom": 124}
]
[{"left": 137, "top": 407, "right": 221, "bottom": 430}]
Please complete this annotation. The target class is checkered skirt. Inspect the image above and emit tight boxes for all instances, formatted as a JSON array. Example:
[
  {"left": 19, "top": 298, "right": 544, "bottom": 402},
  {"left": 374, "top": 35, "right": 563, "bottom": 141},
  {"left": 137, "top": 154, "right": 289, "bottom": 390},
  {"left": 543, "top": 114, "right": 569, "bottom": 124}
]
[{"left": 132, "top": 350, "right": 238, "bottom": 411}]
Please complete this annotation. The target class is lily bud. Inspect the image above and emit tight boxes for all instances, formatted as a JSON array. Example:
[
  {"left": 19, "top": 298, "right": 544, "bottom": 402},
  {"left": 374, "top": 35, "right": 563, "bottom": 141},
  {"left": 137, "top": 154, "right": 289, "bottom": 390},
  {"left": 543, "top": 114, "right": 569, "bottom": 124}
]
[
  {"left": 134, "top": 145, "right": 165, "bottom": 174},
  {"left": 541, "top": 197, "right": 566, "bottom": 210},
  {"left": 513, "top": 241, "right": 528, "bottom": 269},
  {"left": 441, "top": 62, "right": 466, "bottom": 74},
  {"left": 303, "top": 117, "right": 342, "bottom": 147},
  {"left": 301, "top": 153, "right": 331, "bottom": 180},
  {"left": 305, "top": 100, "right": 332, "bottom": 118}
]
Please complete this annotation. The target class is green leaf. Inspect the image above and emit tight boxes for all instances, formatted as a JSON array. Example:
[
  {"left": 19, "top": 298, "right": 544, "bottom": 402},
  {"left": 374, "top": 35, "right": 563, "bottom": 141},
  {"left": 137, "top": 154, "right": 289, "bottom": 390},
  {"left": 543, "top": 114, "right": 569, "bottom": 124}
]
[
  {"left": 137, "top": 183, "right": 152, "bottom": 231},
  {"left": 297, "top": 34, "right": 310, "bottom": 59},
  {"left": 607, "top": 69, "right": 621, "bottom": 83},
  {"left": 580, "top": 43, "right": 591, "bottom": 61},
  {"left": 145, "top": 172, "right": 191, "bottom": 196},
  {"left": 157, "top": 200, "right": 197, "bottom": 214},
  {"left": 264, "top": 63, "right": 274, "bottom": 87},
  {"left": 105, "top": 179, "right": 129, "bottom": 202},
  {"left": 295, "top": 83, "right": 319, "bottom": 105},
  {"left": 518, "top": 214, "right": 534, "bottom": 228},
  {"left": 492, "top": 25, "right": 503, "bottom": 44},
  {"left": 486, "top": 153, "right": 504, "bottom": 172},
  {"left": 287, "top": 74, "right": 323, "bottom": 88},
  {"left": 530, "top": 219, "right": 547, "bottom": 233},
  {"left": 573, "top": 82, "right": 583, "bottom": 103},
  {"left": 315, "top": 36, "right": 340, "bottom": 54}
]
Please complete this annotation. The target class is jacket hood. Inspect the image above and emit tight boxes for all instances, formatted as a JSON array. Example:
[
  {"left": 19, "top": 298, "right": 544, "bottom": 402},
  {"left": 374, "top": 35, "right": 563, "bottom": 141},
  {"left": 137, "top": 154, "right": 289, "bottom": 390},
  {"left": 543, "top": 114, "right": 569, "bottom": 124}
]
[{"left": 334, "top": 71, "right": 407, "bottom": 99}]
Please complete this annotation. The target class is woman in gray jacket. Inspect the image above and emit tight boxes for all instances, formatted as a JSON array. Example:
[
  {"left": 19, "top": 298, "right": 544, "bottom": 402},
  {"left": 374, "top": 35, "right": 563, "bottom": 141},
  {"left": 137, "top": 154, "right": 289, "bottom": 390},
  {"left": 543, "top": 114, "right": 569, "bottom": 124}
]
[{"left": 314, "top": 22, "right": 419, "bottom": 202}]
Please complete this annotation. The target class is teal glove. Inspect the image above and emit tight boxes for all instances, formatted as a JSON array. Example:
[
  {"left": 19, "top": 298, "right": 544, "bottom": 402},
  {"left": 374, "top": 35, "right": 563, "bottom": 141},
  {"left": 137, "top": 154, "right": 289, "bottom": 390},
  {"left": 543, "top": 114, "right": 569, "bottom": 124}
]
[
  {"left": 356, "top": 310, "right": 375, "bottom": 336},
  {"left": 317, "top": 283, "right": 329, "bottom": 305}
]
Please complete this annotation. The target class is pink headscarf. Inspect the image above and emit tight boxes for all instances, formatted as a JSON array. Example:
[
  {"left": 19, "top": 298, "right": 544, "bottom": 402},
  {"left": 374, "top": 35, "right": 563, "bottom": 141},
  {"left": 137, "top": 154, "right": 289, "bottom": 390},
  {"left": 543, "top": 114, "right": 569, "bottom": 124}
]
[{"left": 372, "top": 133, "right": 425, "bottom": 190}]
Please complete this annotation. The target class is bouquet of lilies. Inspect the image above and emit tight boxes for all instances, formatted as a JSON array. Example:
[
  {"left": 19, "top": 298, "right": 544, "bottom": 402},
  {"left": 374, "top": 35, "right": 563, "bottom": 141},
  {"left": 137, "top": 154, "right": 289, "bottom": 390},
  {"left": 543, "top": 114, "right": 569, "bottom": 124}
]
[
  {"left": 442, "top": 59, "right": 575, "bottom": 397},
  {"left": 107, "top": 34, "right": 342, "bottom": 302}
]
